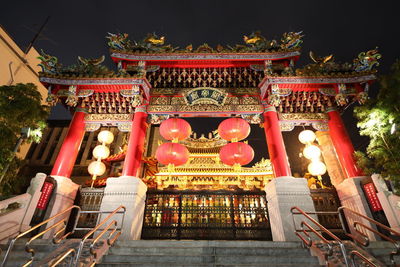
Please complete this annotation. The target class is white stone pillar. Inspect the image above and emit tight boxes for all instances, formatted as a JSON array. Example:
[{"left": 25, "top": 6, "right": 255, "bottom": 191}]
[
  {"left": 21, "top": 173, "right": 47, "bottom": 231},
  {"left": 265, "top": 176, "right": 316, "bottom": 241},
  {"left": 43, "top": 175, "right": 79, "bottom": 238},
  {"left": 371, "top": 174, "right": 400, "bottom": 232},
  {"left": 335, "top": 177, "right": 377, "bottom": 241},
  {"left": 99, "top": 176, "right": 147, "bottom": 240}
]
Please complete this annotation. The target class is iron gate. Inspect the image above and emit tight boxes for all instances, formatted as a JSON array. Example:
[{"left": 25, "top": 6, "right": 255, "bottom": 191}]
[{"left": 141, "top": 190, "right": 272, "bottom": 240}]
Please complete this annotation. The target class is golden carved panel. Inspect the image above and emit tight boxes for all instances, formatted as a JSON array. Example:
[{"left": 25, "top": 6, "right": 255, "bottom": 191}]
[
  {"left": 150, "top": 97, "right": 170, "bottom": 105},
  {"left": 240, "top": 96, "right": 260, "bottom": 105},
  {"left": 236, "top": 105, "right": 264, "bottom": 112},
  {"left": 85, "top": 113, "right": 132, "bottom": 122},
  {"left": 278, "top": 113, "right": 329, "bottom": 121},
  {"left": 171, "top": 97, "right": 186, "bottom": 105}
]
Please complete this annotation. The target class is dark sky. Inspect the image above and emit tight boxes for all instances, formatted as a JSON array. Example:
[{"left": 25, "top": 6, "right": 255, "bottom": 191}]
[{"left": 1, "top": 0, "right": 399, "bottom": 174}]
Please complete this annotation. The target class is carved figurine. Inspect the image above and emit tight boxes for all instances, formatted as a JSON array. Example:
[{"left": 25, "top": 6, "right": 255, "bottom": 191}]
[
  {"left": 66, "top": 94, "right": 78, "bottom": 107},
  {"left": 354, "top": 47, "right": 382, "bottom": 72},
  {"left": 37, "top": 50, "right": 60, "bottom": 74},
  {"left": 131, "top": 94, "right": 143, "bottom": 107},
  {"left": 268, "top": 94, "right": 281, "bottom": 107},
  {"left": 46, "top": 93, "right": 58, "bottom": 106},
  {"left": 309, "top": 51, "right": 334, "bottom": 64},
  {"left": 335, "top": 93, "right": 348, "bottom": 106},
  {"left": 280, "top": 31, "right": 304, "bottom": 49},
  {"left": 106, "top": 32, "right": 129, "bottom": 50},
  {"left": 78, "top": 55, "right": 105, "bottom": 66},
  {"left": 357, "top": 91, "right": 369, "bottom": 104},
  {"left": 243, "top": 32, "right": 263, "bottom": 44},
  {"left": 144, "top": 33, "right": 165, "bottom": 45}
]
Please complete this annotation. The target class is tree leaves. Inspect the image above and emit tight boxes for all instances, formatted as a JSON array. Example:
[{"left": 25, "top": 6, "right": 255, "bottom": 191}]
[
  {"left": 354, "top": 60, "right": 400, "bottom": 193},
  {"left": 0, "top": 83, "right": 49, "bottom": 195}
]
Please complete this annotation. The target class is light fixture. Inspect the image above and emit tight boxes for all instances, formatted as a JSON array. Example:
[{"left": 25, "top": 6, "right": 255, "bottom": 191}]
[
  {"left": 92, "top": 145, "right": 110, "bottom": 159},
  {"left": 88, "top": 161, "right": 106, "bottom": 176},
  {"left": 88, "top": 130, "right": 114, "bottom": 188},
  {"left": 308, "top": 161, "right": 327, "bottom": 176},
  {"left": 298, "top": 130, "right": 316, "bottom": 144},
  {"left": 98, "top": 130, "right": 114, "bottom": 145},
  {"left": 303, "top": 145, "right": 321, "bottom": 160}
]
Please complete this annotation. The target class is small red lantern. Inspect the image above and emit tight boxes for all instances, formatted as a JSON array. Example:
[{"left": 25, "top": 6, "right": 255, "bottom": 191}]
[
  {"left": 160, "top": 118, "right": 192, "bottom": 142},
  {"left": 155, "top": 143, "right": 189, "bottom": 168},
  {"left": 218, "top": 118, "right": 250, "bottom": 142},
  {"left": 219, "top": 142, "right": 254, "bottom": 170}
]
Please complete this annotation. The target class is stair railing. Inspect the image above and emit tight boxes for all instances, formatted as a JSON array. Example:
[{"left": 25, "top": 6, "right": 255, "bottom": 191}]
[
  {"left": 1, "top": 205, "right": 81, "bottom": 267},
  {"left": 49, "top": 248, "right": 76, "bottom": 267},
  {"left": 70, "top": 205, "right": 126, "bottom": 267},
  {"left": 338, "top": 206, "right": 400, "bottom": 266},
  {"left": 291, "top": 206, "right": 350, "bottom": 266}
]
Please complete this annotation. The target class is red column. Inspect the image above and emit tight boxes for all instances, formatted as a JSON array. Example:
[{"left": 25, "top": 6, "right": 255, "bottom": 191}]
[
  {"left": 51, "top": 111, "right": 86, "bottom": 178},
  {"left": 327, "top": 108, "right": 364, "bottom": 178},
  {"left": 263, "top": 106, "right": 292, "bottom": 177},
  {"left": 122, "top": 108, "right": 148, "bottom": 177}
]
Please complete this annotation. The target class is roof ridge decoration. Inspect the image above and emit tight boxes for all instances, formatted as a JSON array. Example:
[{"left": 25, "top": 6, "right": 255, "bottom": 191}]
[
  {"left": 37, "top": 50, "right": 136, "bottom": 79},
  {"left": 106, "top": 31, "right": 304, "bottom": 54},
  {"left": 266, "top": 48, "right": 381, "bottom": 77}
]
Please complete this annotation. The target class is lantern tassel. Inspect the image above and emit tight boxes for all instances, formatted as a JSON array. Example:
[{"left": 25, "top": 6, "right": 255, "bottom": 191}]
[
  {"left": 233, "top": 163, "right": 241, "bottom": 172},
  {"left": 90, "top": 175, "right": 97, "bottom": 189},
  {"left": 167, "top": 163, "right": 175, "bottom": 172}
]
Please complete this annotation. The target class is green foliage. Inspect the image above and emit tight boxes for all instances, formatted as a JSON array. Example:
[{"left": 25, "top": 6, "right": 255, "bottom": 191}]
[
  {"left": 354, "top": 60, "right": 400, "bottom": 192},
  {"left": 0, "top": 83, "right": 49, "bottom": 195}
]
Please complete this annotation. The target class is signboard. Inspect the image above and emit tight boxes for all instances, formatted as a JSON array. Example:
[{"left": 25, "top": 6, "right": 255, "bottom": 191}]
[
  {"left": 363, "top": 183, "right": 383, "bottom": 212},
  {"left": 184, "top": 88, "right": 227, "bottom": 106},
  {"left": 36, "top": 182, "right": 54, "bottom": 210}
]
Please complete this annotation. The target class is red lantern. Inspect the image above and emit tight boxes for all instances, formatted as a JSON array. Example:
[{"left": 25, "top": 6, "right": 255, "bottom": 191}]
[
  {"left": 218, "top": 118, "right": 250, "bottom": 142},
  {"left": 160, "top": 118, "right": 192, "bottom": 142},
  {"left": 155, "top": 143, "right": 189, "bottom": 167},
  {"left": 219, "top": 142, "right": 254, "bottom": 169}
]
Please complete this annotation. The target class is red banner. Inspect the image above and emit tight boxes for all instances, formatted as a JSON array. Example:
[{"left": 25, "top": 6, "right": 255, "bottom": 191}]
[
  {"left": 363, "top": 183, "right": 383, "bottom": 212},
  {"left": 36, "top": 182, "right": 54, "bottom": 210}
]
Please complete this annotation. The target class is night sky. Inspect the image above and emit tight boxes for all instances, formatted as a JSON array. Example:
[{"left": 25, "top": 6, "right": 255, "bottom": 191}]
[{"left": 1, "top": 0, "right": 399, "bottom": 175}]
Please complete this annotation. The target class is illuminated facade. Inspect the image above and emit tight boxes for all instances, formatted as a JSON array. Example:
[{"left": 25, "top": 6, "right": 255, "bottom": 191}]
[{"left": 34, "top": 31, "right": 381, "bottom": 241}]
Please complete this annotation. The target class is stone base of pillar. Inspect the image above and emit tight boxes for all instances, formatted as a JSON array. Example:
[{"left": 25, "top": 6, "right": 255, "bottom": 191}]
[
  {"left": 371, "top": 174, "right": 400, "bottom": 232},
  {"left": 336, "top": 177, "right": 377, "bottom": 241},
  {"left": 43, "top": 175, "right": 79, "bottom": 238},
  {"left": 21, "top": 173, "right": 47, "bottom": 231},
  {"left": 265, "top": 177, "right": 316, "bottom": 241},
  {"left": 99, "top": 176, "right": 147, "bottom": 240}
]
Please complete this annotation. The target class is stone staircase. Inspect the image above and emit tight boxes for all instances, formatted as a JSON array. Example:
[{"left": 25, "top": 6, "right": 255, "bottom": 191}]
[
  {"left": 0, "top": 239, "right": 58, "bottom": 266},
  {"left": 97, "top": 240, "right": 321, "bottom": 267},
  {"left": 0, "top": 238, "right": 101, "bottom": 266},
  {"left": 365, "top": 241, "right": 400, "bottom": 266}
]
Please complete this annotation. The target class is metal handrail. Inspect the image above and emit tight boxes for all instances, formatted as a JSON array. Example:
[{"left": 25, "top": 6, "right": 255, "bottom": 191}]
[
  {"left": 1, "top": 205, "right": 81, "bottom": 267},
  {"left": 350, "top": 250, "right": 379, "bottom": 267},
  {"left": 338, "top": 206, "right": 400, "bottom": 266},
  {"left": 291, "top": 206, "right": 350, "bottom": 266},
  {"left": 49, "top": 248, "right": 76, "bottom": 267},
  {"left": 73, "top": 205, "right": 126, "bottom": 267}
]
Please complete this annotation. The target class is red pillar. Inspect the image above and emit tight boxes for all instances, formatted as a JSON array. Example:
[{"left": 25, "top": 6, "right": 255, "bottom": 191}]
[
  {"left": 122, "top": 109, "right": 148, "bottom": 177},
  {"left": 263, "top": 106, "right": 292, "bottom": 177},
  {"left": 327, "top": 108, "right": 364, "bottom": 178},
  {"left": 51, "top": 111, "right": 86, "bottom": 178}
]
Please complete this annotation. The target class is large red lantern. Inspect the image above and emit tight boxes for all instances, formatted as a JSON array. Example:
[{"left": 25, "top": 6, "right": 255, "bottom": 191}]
[
  {"left": 219, "top": 142, "right": 254, "bottom": 170},
  {"left": 155, "top": 143, "right": 189, "bottom": 167},
  {"left": 218, "top": 118, "right": 250, "bottom": 142},
  {"left": 160, "top": 118, "right": 192, "bottom": 142}
]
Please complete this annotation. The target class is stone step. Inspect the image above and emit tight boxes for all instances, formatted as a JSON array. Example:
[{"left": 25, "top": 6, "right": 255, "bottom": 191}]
[
  {"left": 101, "top": 255, "right": 319, "bottom": 265},
  {"left": 114, "top": 240, "right": 303, "bottom": 248},
  {"left": 99, "top": 264, "right": 321, "bottom": 267},
  {"left": 108, "top": 246, "right": 310, "bottom": 256}
]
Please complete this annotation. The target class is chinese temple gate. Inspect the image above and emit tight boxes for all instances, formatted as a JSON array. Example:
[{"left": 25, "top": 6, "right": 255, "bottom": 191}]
[{"left": 36, "top": 31, "right": 380, "bottom": 241}]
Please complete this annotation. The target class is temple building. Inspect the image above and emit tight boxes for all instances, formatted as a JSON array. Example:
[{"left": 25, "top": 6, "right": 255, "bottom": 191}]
[{"left": 23, "top": 31, "right": 385, "bottom": 243}]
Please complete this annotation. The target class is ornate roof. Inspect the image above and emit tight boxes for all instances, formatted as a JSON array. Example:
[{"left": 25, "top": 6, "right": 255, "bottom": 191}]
[{"left": 106, "top": 32, "right": 303, "bottom": 55}]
